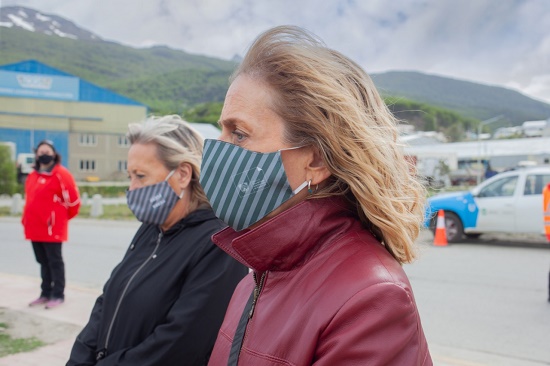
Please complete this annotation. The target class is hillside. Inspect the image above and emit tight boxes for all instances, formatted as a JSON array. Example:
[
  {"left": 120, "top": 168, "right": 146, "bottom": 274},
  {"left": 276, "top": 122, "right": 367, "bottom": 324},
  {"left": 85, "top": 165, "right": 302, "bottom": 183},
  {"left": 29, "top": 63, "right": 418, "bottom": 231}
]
[
  {"left": 183, "top": 97, "right": 477, "bottom": 142},
  {"left": 1, "top": 7, "right": 550, "bottom": 126},
  {"left": 371, "top": 71, "right": 550, "bottom": 125},
  {"left": 0, "top": 5, "right": 101, "bottom": 41},
  {"left": 0, "top": 27, "right": 237, "bottom": 113}
]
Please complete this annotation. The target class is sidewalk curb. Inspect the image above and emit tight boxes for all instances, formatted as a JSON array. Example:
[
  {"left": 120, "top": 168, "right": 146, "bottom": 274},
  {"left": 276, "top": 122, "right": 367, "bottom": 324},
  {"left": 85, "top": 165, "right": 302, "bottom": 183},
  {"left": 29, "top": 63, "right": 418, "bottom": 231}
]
[{"left": 0, "top": 272, "right": 100, "bottom": 365}]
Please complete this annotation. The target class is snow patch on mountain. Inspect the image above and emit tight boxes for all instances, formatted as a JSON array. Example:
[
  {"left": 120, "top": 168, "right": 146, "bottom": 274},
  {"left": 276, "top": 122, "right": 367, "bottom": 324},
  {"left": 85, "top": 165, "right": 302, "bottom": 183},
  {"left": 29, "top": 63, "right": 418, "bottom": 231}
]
[
  {"left": 0, "top": 6, "right": 101, "bottom": 41},
  {"left": 7, "top": 13, "right": 34, "bottom": 31}
]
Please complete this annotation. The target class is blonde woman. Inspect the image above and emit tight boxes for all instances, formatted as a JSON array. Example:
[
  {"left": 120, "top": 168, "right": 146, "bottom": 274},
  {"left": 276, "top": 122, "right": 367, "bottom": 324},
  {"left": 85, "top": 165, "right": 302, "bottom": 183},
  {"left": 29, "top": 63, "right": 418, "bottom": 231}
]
[
  {"left": 201, "top": 26, "right": 432, "bottom": 365},
  {"left": 67, "top": 116, "right": 247, "bottom": 365}
]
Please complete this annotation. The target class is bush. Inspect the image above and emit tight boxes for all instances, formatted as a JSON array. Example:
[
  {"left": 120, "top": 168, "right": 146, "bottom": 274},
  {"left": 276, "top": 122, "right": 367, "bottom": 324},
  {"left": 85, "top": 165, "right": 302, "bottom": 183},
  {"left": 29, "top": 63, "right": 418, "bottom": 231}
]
[{"left": 0, "top": 146, "right": 17, "bottom": 195}]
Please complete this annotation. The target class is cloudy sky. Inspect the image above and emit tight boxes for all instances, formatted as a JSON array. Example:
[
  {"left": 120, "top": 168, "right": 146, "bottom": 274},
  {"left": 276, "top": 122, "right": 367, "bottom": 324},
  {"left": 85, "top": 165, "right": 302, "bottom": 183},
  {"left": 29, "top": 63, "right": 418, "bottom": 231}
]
[{"left": 4, "top": 0, "right": 550, "bottom": 103}]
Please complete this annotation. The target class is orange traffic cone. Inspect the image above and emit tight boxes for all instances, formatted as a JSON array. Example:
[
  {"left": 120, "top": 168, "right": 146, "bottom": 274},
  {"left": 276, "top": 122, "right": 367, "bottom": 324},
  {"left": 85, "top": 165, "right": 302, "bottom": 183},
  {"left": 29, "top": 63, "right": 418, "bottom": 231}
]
[{"left": 433, "top": 209, "right": 448, "bottom": 246}]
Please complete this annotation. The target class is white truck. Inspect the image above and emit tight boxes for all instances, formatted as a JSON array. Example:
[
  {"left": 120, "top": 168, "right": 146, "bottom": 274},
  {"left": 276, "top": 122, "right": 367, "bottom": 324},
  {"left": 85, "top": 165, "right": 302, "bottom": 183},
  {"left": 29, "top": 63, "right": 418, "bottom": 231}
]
[
  {"left": 16, "top": 153, "right": 35, "bottom": 184},
  {"left": 0, "top": 142, "right": 35, "bottom": 184},
  {"left": 522, "top": 120, "right": 547, "bottom": 138}
]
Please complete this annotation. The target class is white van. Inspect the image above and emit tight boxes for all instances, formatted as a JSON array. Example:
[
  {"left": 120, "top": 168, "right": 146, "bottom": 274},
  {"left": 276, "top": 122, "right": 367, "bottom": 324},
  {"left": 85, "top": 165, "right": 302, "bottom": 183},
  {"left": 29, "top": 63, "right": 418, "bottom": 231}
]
[
  {"left": 16, "top": 153, "right": 35, "bottom": 183},
  {"left": 522, "top": 120, "right": 547, "bottom": 138}
]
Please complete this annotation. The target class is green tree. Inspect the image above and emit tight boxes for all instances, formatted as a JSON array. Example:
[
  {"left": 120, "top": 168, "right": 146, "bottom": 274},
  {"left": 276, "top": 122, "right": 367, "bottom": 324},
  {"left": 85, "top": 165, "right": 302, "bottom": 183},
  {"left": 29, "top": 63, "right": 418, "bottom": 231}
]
[
  {"left": 183, "top": 102, "right": 223, "bottom": 125},
  {"left": 0, "top": 146, "right": 17, "bottom": 195},
  {"left": 384, "top": 96, "right": 477, "bottom": 141},
  {"left": 445, "top": 124, "right": 464, "bottom": 142},
  {"left": 424, "top": 115, "right": 436, "bottom": 131}
]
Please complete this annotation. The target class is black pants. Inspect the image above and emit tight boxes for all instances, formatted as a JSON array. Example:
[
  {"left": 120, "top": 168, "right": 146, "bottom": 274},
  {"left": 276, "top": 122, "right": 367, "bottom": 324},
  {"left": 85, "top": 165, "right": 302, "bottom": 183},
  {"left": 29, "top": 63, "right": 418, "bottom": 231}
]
[{"left": 31, "top": 241, "right": 65, "bottom": 299}]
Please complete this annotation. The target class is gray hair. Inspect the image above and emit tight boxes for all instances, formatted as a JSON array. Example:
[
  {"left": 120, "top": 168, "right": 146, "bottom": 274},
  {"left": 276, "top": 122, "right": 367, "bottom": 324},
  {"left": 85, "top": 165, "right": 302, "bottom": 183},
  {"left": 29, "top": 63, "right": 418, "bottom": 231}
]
[{"left": 127, "top": 115, "right": 208, "bottom": 208}]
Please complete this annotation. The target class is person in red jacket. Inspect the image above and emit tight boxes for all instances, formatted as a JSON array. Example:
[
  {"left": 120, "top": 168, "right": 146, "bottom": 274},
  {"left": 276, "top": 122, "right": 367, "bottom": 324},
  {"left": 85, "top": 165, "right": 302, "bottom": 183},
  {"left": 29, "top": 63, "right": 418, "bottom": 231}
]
[
  {"left": 200, "top": 26, "right": 432, "bottom": 365},
  {"left": 22, "top": 140, "right": 80, "bottom": 309}
]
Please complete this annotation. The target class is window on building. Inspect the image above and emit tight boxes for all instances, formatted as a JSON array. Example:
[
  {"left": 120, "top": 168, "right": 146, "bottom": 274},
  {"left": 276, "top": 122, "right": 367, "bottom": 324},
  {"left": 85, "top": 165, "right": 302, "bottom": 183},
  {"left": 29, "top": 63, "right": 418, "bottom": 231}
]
[
  {"left": 79, "top": 160, "right": 96, "bottom": 172},
  {"left": 118, "top": 160, "right": 127, "bottom": 172},
  {"left": 79, "top": 133, "right": 97, "bottom": 146},
  {"left": 118, "top": 135, "right": 130, "bottom": 147}
]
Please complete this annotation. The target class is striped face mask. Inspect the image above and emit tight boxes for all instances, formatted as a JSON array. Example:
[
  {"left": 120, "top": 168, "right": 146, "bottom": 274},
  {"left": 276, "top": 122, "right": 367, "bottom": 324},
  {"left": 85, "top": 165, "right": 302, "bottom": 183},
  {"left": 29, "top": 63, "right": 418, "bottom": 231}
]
[
  {"left": 126, "top": 170, "right": 183, "bottom": 225},
  {"left": 200, "top": 139, "right": 308, "bottom": 231}
]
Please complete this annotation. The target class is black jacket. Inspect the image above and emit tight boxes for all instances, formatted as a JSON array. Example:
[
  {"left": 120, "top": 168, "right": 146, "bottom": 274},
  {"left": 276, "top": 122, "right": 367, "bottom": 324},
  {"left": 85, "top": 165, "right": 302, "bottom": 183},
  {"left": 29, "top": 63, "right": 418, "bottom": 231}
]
[{"left": 67, "top": 208, "right": 248, "bottom": 366}]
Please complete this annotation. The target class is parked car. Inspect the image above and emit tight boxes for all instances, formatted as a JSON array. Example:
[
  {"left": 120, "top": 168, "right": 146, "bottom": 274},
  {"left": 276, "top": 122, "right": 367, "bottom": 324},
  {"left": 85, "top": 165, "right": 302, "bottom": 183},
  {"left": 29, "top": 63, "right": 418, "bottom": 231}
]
[
  {"left": 448, "top": 159, "right": 487, "bottom": 186},
  {"left": 16, "top": 153, "right": 35, "bottom": 184},
  {"left": 426, "top": 166, "right": 550, "bottom": 242}
]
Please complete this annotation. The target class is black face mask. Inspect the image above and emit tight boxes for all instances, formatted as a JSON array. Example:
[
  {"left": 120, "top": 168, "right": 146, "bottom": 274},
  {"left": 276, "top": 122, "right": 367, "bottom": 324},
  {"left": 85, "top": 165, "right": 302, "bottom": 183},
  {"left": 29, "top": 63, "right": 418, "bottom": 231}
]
[{"left": 38, "top": 154, "right": 54, "bottom": 165}]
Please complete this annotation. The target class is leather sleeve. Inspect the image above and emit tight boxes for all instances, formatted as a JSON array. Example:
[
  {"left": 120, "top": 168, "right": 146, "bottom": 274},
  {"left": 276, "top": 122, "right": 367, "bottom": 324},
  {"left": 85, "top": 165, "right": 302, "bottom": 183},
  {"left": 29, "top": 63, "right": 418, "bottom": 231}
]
[{"left": 315, "top": 282, "right": 432, "bottom": 366}]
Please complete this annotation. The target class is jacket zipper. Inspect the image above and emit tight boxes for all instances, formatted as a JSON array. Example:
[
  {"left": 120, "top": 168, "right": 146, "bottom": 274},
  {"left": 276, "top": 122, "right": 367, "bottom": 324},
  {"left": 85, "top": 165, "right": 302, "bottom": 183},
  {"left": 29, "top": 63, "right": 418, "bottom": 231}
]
[
  {"left": 100, "top": 231, "right": 163, "bottom": 358},
  {"left": 228, "top": 272, "right": 266, "bottom": 365},
  {"left": 249, "top": 271, "right": 267, "bottom": 319}
]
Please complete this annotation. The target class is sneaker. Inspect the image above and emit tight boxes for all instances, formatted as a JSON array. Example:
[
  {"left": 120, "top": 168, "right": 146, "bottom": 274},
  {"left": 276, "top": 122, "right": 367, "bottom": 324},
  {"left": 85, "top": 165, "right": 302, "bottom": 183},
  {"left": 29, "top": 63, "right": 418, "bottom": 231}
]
[
  {"left": 45, "top": 298, "right": 64, "bottom": 309},
  {"left": 29, "top": 296, "right": 49, "bottom": 307}
]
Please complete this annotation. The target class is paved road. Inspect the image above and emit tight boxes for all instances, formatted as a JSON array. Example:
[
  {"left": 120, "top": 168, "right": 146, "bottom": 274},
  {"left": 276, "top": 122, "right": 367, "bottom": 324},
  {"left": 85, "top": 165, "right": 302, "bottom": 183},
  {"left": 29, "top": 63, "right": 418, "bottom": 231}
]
[
  {"left": 1, "top": 216, "right": 550, "bottom": 365},
  {"left": 405, "top": 235, "right": 550, "bottom": 365},
  {"left": 0, "top": 217, "right": 139, "bottom": 289}
]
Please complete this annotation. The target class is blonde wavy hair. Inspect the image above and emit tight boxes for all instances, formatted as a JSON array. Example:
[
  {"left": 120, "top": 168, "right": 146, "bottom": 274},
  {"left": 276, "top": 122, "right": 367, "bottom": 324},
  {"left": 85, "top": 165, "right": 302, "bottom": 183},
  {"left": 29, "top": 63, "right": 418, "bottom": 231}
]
[
  {"left": 127, "top": 115, "right": 210, "bottom": 213},
  {"left": 234, "top": 26, "right": 426, "bottom": 263}
]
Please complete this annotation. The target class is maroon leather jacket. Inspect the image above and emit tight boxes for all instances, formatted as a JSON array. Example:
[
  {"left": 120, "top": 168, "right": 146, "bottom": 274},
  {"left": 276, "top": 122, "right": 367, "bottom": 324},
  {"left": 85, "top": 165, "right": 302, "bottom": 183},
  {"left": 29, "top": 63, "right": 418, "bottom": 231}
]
[{"left": 208, "top": 196, "right": 432, "bottom": 365}]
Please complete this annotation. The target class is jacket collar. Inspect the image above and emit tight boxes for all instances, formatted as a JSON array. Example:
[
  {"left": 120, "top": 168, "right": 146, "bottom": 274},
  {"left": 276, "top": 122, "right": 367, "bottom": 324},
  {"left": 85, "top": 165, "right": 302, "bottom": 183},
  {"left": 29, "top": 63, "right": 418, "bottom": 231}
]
[
  {"left": 162, "top": 207, "right": 219, "bottom": 235},
  {"left": 36, "top": 163, "right": 60, "bottom": 175},
  {"left": 212, "top": 196, "right": 361, "bottom": 272}
]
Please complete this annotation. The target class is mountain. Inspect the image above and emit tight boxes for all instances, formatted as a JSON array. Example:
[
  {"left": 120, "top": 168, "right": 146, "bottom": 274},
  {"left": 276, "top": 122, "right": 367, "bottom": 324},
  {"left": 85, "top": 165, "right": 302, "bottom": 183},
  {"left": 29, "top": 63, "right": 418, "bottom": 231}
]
[
  {"left": 0, "top": 8, "right": 237, "bottom": 113},
  {"left": 371, "top": 71, "right": 550, "bottom": 126},
  {"left": 1, "top": 6, "right": 549, "bottom": 125},
  {"left": 0, "top": 6, "right": 101, "bottom": 41}
]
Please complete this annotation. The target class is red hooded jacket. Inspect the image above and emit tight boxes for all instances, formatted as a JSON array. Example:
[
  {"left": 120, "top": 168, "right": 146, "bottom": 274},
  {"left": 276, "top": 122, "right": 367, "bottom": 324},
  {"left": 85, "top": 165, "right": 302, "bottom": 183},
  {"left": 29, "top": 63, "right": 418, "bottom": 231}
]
[
  {"left": 208, "top": 196, "right": 432, "bottom": 366},
  {"left": 22, "top": 164, "right": 80, "bottom": 243}
]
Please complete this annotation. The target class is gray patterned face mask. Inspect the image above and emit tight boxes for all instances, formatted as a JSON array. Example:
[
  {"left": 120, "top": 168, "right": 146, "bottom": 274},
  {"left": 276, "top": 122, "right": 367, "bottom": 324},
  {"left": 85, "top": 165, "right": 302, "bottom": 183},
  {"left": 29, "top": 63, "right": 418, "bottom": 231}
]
[
  {"left": 200, "top": 139, "right": 308, "bottom": 231},
  {"left": 126, "top": 170, "right": 183, "bottom": 225}
]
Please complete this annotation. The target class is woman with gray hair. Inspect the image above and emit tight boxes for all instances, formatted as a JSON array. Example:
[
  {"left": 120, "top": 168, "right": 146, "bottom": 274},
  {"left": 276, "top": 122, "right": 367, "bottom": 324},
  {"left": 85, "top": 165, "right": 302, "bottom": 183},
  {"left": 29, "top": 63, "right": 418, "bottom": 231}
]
[
  {"left": 67, "top": 115, "right": 247, "bottom": 366},
  {"left": 202, "top": 26, "right": 432, "bottom": 365}
]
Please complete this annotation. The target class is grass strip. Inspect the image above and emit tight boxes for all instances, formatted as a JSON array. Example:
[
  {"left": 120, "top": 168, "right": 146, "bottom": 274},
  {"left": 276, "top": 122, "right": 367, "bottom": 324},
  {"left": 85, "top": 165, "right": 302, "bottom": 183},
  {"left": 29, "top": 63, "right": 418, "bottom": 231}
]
[{"left": 0, "top": 322, "right": 45, "bottom": 357}]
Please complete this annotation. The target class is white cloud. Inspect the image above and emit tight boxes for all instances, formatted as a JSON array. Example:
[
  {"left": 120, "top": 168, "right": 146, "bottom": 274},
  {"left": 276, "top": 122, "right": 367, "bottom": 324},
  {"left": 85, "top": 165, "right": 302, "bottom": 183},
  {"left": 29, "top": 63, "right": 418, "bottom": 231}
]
[{"left": 3, "top": 0, "right": 550, "bottom": 103}]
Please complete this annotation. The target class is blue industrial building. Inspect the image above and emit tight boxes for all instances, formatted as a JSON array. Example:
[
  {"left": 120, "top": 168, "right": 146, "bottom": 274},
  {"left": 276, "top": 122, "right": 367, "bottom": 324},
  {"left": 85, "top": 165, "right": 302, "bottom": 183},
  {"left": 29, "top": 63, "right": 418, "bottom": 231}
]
[{"left": 0, "top": 60, "right": 147, "bottom": 181}]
